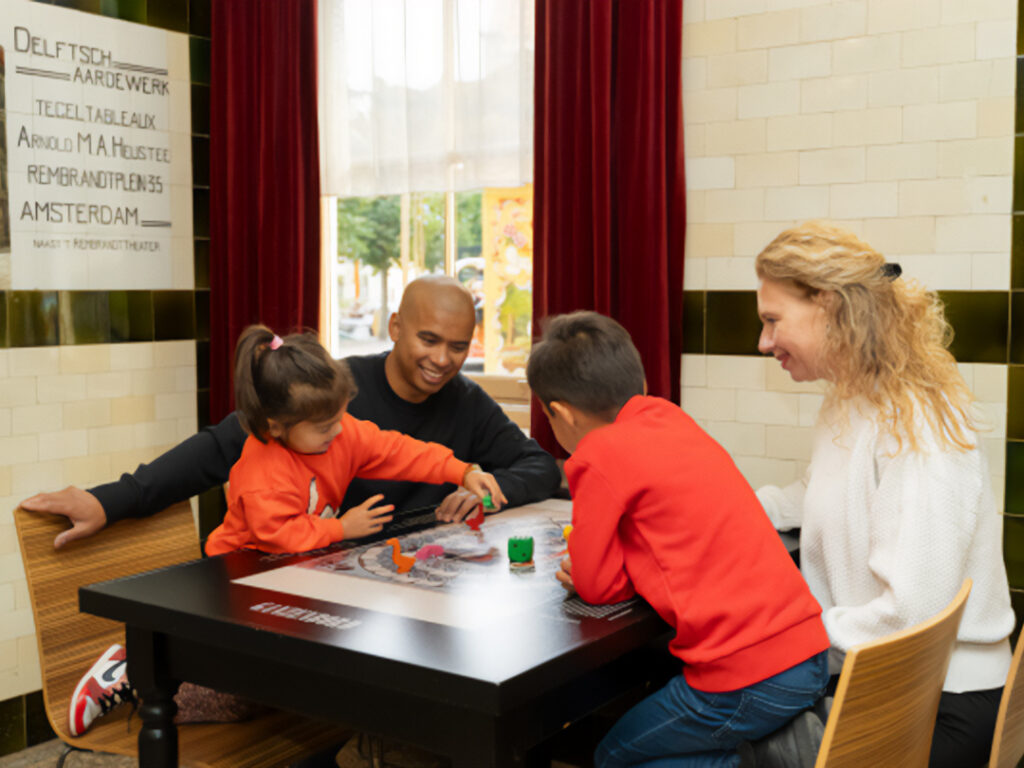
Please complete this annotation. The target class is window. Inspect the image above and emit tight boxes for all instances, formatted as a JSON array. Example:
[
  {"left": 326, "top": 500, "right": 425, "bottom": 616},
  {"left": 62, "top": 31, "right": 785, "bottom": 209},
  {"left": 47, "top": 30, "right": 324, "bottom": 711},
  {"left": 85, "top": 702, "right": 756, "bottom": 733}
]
[{"left": 318, "top": 0, "right": 534, "bottom": 375}]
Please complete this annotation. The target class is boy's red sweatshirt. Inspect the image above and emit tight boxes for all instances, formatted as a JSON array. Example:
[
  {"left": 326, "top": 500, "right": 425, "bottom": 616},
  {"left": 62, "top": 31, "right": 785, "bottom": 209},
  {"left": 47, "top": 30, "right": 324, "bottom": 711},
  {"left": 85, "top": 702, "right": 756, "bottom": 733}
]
[
  {"left": 205, "top": 413, "right": 470, "bottom": 555},
  {"left": 567, "top": 396, "right": 829, "bottom": 692}
]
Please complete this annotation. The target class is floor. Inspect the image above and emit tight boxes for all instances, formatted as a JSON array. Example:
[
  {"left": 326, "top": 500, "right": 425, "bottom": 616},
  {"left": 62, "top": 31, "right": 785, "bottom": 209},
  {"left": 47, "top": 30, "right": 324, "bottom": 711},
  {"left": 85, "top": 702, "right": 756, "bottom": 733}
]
[{"left": 0, "top": 734, "right": 589, "bottom": 768}]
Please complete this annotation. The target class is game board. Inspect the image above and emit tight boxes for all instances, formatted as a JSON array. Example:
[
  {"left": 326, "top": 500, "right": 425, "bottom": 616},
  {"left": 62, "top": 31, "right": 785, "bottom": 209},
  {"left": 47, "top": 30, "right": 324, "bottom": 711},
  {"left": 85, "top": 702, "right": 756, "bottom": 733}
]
[{"left": 233, "top": 500, "right": 636, "bottom": 629}]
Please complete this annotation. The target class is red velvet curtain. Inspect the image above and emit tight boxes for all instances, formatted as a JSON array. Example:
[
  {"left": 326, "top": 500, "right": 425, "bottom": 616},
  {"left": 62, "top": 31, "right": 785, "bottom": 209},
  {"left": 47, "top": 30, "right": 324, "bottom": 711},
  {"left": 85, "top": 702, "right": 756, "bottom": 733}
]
[
  {"left": 531, "top": 0, "right": 685, "bottom": 453},
  {"left": 209, "top": 0, "right": 321, "bottom": 422}
]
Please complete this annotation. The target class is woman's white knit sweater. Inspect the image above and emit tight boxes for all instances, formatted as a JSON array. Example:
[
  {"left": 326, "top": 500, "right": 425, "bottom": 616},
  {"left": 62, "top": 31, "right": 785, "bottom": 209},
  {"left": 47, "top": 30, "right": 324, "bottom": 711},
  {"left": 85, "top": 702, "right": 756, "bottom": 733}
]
[{"left": 757, "top": 400, "right": 1014, "bottom": 692}]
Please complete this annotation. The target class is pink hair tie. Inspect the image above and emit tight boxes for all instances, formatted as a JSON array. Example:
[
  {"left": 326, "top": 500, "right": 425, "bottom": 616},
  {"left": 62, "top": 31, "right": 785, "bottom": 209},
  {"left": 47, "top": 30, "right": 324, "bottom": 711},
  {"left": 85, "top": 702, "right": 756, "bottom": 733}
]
[{"left": 269, "top": 335, "right": 284, "bottom": 350}]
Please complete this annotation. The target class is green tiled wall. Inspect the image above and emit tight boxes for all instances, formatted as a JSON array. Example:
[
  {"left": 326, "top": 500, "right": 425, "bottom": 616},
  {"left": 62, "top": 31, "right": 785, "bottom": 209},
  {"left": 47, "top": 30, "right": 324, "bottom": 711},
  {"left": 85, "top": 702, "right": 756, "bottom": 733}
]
[{"left": 0, "top": 0, "right": 210, "bottom": 755}]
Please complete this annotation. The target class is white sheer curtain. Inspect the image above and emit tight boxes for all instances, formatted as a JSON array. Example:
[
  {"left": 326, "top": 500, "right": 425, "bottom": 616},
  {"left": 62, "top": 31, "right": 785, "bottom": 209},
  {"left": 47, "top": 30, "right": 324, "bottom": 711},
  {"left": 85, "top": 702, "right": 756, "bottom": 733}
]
[{"left": 318, "top": 0, "right": 534, "bottom": 197}]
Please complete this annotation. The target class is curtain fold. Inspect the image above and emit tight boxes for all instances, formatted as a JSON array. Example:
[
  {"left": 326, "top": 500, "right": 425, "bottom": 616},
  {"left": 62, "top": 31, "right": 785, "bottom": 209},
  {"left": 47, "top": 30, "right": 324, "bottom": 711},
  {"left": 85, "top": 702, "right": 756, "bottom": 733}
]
[
  {"left": 210, "top": 0, "right": 322, "bottom": 422},
  {"left": 531, "top": 0, "right": 685, "bottom": 454}
]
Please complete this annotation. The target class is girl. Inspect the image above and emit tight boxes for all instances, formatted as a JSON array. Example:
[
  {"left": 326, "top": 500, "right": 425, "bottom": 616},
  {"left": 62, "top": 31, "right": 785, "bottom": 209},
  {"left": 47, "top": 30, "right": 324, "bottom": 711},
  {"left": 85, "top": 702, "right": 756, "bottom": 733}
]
[
  {"left": 205, "top": 325, "right": 505, "bottom": 555},
  {"left": 754, "top": 221, "right": 1014, "bottom": 768}
]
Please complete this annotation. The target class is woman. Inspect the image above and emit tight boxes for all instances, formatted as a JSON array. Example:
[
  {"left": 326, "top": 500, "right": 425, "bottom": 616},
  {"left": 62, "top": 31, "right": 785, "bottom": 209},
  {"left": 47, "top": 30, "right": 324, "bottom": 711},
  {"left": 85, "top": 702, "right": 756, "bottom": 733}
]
[{"left": 754, "top": 221, "right": 1014, "bottom": 768}]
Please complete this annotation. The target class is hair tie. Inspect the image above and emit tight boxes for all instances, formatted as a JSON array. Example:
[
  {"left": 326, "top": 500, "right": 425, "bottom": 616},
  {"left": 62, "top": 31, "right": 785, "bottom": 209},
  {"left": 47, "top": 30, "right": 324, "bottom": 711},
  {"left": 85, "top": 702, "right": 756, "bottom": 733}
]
[
  {"left": 880, "top": 263, "right": 902, "bottom": 281},
  {"left": 269, "top": 335, "right": 284, "bottom": 350}
]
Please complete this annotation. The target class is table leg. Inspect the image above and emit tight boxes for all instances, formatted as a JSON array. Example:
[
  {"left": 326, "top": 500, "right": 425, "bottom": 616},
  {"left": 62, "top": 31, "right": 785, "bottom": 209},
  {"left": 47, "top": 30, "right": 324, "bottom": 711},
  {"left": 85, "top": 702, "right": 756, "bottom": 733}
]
[{"left": 126, "top": 626, "right": 179, "bottom": 768}]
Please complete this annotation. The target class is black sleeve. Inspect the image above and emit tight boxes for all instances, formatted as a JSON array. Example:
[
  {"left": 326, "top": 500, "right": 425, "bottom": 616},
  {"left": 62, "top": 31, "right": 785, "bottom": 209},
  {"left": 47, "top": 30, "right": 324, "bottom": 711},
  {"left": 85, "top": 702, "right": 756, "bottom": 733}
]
[
  {"left": 468, "top": 387, "right": 561, "bottom": 508},
  {"left": 89, "top": 412, "right": 248, "bottom": 525}
]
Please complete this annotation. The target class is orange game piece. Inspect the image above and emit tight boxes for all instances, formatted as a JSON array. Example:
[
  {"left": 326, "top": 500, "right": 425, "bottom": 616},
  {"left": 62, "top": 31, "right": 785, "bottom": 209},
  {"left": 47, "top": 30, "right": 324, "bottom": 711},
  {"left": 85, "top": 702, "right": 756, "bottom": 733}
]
[
  {"left": 465, "top": 505, "right": 485, "bottom": 532},
  {"left": 386, "top": 537, "right": 415, "bottom": 574}
]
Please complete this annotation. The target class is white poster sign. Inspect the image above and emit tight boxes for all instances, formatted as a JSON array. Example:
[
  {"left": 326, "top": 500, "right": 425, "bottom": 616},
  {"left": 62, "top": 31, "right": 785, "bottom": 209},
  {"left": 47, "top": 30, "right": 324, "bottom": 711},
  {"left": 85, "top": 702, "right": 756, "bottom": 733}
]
[{"left": 0, "top": 0, "right": 192, "bottom": 290}]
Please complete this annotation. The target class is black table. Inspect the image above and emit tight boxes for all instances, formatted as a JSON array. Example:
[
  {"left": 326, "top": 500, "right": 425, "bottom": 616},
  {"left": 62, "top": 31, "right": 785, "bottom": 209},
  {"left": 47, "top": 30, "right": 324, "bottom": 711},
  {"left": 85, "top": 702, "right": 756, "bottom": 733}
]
[{"left": 79, "top": 500, "right": 674, "bottom": 768}]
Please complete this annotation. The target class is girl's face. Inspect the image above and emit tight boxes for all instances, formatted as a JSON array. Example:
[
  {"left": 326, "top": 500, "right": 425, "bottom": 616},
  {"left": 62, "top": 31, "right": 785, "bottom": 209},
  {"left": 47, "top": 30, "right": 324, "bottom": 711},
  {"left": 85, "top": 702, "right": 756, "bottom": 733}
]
[
  {"left": 268, "top": 404, "right": 347, "bottom": 455},
  {"left": 756, "top": 278, "right": 830, "bottom": 383}
]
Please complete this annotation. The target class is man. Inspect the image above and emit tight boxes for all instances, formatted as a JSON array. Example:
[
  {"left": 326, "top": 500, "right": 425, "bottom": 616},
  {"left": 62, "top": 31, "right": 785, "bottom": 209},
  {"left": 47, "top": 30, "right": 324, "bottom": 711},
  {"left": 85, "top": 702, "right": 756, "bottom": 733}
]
[{"left": 22, "top": 275, "right": 561, "bottom": 548}]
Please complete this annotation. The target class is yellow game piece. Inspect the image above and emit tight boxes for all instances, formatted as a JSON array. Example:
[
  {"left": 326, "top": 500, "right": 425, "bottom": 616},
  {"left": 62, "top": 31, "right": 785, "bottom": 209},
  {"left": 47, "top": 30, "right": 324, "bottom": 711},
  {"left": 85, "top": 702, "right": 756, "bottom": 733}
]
[{"left": 563, "top": 524, "right": 573, "bottom": 541}]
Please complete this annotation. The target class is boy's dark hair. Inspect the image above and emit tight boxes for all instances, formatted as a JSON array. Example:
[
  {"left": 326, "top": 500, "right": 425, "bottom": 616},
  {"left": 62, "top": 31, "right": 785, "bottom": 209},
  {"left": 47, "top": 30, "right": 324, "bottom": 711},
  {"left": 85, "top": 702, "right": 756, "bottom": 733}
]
[
  {"left": 234, "top": 325, "right": 356, "bottom": 442},
  {"left": 526, "top": 311, "right": 645, "bottom": 420}
]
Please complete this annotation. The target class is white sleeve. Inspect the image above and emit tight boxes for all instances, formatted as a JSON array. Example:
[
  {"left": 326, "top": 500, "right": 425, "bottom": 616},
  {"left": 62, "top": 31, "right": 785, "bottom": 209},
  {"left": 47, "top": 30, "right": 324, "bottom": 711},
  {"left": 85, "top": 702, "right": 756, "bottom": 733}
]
[
  {"left": 756, "top": 478, "right": 807, "bottom": 531},
  {"left": 823, "top": 446, "right": 980, "bottom": 653}
]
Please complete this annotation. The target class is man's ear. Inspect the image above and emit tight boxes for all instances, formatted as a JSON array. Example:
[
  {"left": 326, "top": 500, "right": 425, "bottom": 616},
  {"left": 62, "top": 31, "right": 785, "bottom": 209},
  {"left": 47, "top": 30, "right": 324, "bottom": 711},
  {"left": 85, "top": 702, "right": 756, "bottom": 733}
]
[
  {"left": 548, "top": 401, "right": 576, "bottom": 427},
  {"left": 387, "top": 312, "right": 401, "bottom": 343}
]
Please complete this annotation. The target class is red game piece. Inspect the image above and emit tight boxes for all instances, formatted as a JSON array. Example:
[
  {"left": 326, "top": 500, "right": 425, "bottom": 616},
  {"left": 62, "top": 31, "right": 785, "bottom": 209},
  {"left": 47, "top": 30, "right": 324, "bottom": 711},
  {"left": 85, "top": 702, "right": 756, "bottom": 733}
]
[{"left": 465, "top": 505, "right": 485, "bottom": 531}]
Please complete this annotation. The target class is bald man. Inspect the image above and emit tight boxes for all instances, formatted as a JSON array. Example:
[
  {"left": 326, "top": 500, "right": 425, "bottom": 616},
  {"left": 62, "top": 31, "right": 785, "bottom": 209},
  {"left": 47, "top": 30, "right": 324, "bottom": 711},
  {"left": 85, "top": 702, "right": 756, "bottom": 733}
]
[{"left": 23, "top": 276, "right": 561, "bottom": 547}]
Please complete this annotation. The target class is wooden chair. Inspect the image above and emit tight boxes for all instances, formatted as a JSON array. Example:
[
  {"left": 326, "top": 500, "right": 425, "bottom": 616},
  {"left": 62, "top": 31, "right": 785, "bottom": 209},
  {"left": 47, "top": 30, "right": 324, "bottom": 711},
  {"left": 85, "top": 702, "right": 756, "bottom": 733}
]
[
  {"left": 815, "top": 579, "right": 972, "bottom": 768},
  {"left": 987, "top": 632, "right": 1024, "bottom": 768},
  {"left": 15, "top": 502, "right": 353, "bottom": 768}
]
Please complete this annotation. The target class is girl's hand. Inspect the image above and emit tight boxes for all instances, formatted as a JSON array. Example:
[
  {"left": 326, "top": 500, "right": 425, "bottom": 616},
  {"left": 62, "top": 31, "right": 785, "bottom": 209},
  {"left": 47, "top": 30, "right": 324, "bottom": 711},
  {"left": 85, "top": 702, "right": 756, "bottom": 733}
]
[
  {"left": 340, "top": 494, "right": 394, "bottom": 539},
  {"left": 556, "top": 556, "right": 575, "bottom": 594},
  {"left": 461, "top": 466, "right": 507, "bottom": 510}
]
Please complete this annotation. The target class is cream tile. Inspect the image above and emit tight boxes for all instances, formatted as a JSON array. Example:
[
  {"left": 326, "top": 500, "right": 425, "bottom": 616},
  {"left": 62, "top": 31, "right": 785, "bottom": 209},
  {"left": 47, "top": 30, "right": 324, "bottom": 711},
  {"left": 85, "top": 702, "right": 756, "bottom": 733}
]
[
  {"left": 707, "top": 355, "right": 768, "bottom": 389},
  {"left": 684, "top": 19, "right": 738, "bottom": 56},
  {"left": 958, "top": 362, "right": 975, "bottom": 391},
  {"left": 688, "top": 190, "right": 708, "bottom": 223},
  {"left": 899, "top": 179, "right": 971, "bottom": 217},
  {"left": 177, "top": 418, "right": 200, "bottom": 442},
  {"left": 684, "top": 0, "right": 706, "bottom": 23},
  {"left": 683, "top": 256, "right": 708, "bottom": 290},
  {"left": 966, "top": 177, "right": 1012, "bottom": 214},
  {"left": 977, "top": 97, "right": 1014, "bottom": 138},
  {"left": 0, "top": 410, "right": 10, "bottom": 439},
  {"left": 0, "top": 639, "right": 14, "bottom": 672},
  {"left": 801, "top": 74, "right": 868, "bottom": 113},
  {"left": 735, "top": 456, "right": 803, "bottom": 489},
  {"left": 153, "top": 341, "right": 196, "bottom": 368},
  {"left": 684, "top": 88, "right": 739, "bottom": 124},
  {"left": 768, "top": 42, "right": 832, "bottom": 81},
  {"left": 11, "top": 404, "right": 62, "bottom": 436},
  {"left": 867, "top": 0, "right": 941, "bottom": 32},
  {"left": 156, "top": 392, "right": 196, "bottom": 421},
  {"left": 940, "top": 60, "right": 1015, "bottom": 101},
  {"left": 830, "top": 182, "right": 899, "bottom": 219},
  {"left": 705, "top": 420, "right": 767, "bottom": 456},
  {"left": 681, "top": 355, "right": 708, "bottom": 389},
  {"left": 0, "top": 466, "right": 10, "bottom": 498},
  {"left": 685, "top": 123, "right": 708, "bottom": 158},
  {"left": 59, "top": 346, "right": 112, "bottom": 374},
  {"left": 0, "top": 436, "right": 39, "bottom": 466},
  {"left": 765, "top": 362, "right": 828, "bottom": 393},
  {"left": 898, "top": 252, "right": 973, "bottom": 290},
  {"left": 865, "top": 143, "right": 938, "bottom": 182},
  {"left": 799, "top": 147, "right": 865, "bottom": 184},
  {"left": 705, "top": 0, "right": 768, "bottom": 21},
  {"left": 706, "top": 118, "right": 768, "bottom": 155},
  {"left": 766, "top": 113, "right": 832, "bottom": 151},
  {"left": 0, "top": 608, "right": 34, "bottom": 643},
  {"left": 935, "top": 214, "right": 1010, "bottom": 252},
  {"left": 903, "top": 102, "right": 976, "bottom": 142},
  {"left": 109, "top": 343, "right": 155, "bottom": 371},
  {"left": 738, "top": 81, "right": 801, "bottom": 119},
  {"left": 0, "top": 379, "right": 36, "bottom": 409},
  {"left": 973, "top": 364, "right": 1008, "bottom": 403},
  {"left": 684, "top": 57, "right": 709, "bottom": 91},
  {"left": 110, "top": 395, "right": 157, "bottom": 425},
  {"left": 738, "top": 9, "right": 802, "bottom": 50},
  {"left": 833, "top": 106, "right": 902, "bottom": 146},
  {"left": 800, "top": 1, "right": 867, "bottom": 42},
  {"left": 971, "top": 252, "right": 1011, "bottom": 290},
  {"left": 976, "top": 402, "right": 1007, "bottom": 438},
  {"left": 766, "top": 425, "right": 815, "bottom": 460},
  {"left": 130, "top": 368, "right": 181, "bottom": 396},
  {"left": 0, "top": 351, "right": 8, "bottom": 379},
  {"left": 680, "top": 387, "right": 737, "bottom": 421},
  {"left": 704, "top": 189, "right": 766, "bottom": 222},
  {"left": 86, "top": 371, "right": 133, "bottom": 400},
  {"left": 735, "top": 221, "right": 799, "bottom": 257},
  {"left": 867, "top": 68, "right": 939, "bottom": 108},
  {"left": 88, "top": 425, "right": 136, "bottom": 455},
  {"left": 707, "top": 51, "right": 768, "bottom": 88},
  {"left": 687, "top": 157, "right": 737, "bottom": 190},
  {"left": 62, "top": 454, "right": 114, "bottom": 487},
  {"left": 937, "top": 138, "right": 1013, "bottom": 178},
  {"left": 940, "top": 0, "right": 1015, "bottom": 23},
  {"left": 902, "top": 24, "right": 975, "bottom": 68},
  {"left": 63, "top": 400, "right": 113, "bottom": 430},
  {"left": 38, "top": 427, "right": 90, "bottom": 462},
  {"left": 36, "top": 374, "right": 88, "bottom": 404},
  {"left": 862, "top": 217, "right": 937, "bottom": 255},
  {"left": 706, "top": 257, "right": 759, "bottom": 290},
  {"left": 832, "top": 34, "right": 901, "bottom": 75},
  {"left": 10, "top": 348, "right": 60, "bottom": 377},
  {"left": 11, "top": 460, "right": 65, "bottom": 497},
  {"left": 133, "top": 420, "right": 179, "bottom": 449},
  {"left": 686, "top": 224, "right": 736, "bottom": 258},
  {"left": 798, "top": 393, "right": 826, "bottom": 426},
  {"left": 976, "top": 20, "right": 1015, "bottom": 60},
  {"left": 765, "top": 186, "right": 830, "bottom": 220},
  {"left": 736, "top": 390, "right": 802, "bottom": 425},
  {"left": 735, "top": 152, "right": 800, "bottom": 188}
]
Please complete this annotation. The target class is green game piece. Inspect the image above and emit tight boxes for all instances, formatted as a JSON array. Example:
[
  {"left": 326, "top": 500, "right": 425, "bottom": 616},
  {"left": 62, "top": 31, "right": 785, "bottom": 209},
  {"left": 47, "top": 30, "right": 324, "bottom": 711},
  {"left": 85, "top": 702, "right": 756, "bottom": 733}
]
[
  {"left": 482, "top": 494, "right": 496, "bottom": 511},
  {"left": 507, "top": 536, "right": 534, "bottom": 564}
]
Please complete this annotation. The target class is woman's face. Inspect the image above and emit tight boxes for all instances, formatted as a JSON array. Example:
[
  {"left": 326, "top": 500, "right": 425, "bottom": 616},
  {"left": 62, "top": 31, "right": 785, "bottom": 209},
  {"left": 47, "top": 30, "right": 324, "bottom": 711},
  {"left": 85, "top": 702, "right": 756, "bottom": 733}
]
[{"left": 756, "top": 278, "right": 830, "bottom": 383}]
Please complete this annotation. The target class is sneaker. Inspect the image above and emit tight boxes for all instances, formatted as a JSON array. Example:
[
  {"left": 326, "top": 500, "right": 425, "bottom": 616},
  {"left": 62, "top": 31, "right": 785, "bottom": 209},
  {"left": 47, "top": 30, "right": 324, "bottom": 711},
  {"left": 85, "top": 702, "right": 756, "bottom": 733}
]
[{"left": 68, "top": 644, "right": 136, "bottom": 736}]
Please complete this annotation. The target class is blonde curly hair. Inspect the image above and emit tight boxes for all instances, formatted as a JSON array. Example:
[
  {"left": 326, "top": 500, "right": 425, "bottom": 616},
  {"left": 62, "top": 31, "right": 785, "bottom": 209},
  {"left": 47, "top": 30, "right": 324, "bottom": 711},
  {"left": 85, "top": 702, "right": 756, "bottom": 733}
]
[{"left": 755, "top": 221, "right": 977, "bottom": 453}]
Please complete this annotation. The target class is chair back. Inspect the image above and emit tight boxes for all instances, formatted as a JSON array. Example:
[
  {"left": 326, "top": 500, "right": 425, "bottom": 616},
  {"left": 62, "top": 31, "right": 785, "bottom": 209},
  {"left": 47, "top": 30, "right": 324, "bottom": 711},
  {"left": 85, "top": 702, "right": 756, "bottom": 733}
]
[
  {"left": 989, "top": 633, "right": 1024, "bottom": 768},
  {"left": 815, "top": 579, "right": 972, "bottom": 768},
  {"left": 15, "top": 502, "right": 351, "bottom": 768}
]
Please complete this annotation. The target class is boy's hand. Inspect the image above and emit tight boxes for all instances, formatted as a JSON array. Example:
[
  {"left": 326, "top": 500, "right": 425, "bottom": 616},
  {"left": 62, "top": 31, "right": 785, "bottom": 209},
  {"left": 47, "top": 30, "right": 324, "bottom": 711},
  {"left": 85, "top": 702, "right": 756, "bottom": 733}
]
[
  {"left": 556, "top": 556, "right": 575, "bottom": 594},
  {"left": 436, "top": 488, "right": 487, "bottom": 523},
  {"left": 461, "top": 465, "right": 507, "bottom": 510},
  {"left": 340, "top": 494, "right": 394, "bottom": 539},
  {"left": 20, "top": 486, "right": 107, "bottom": 550}
]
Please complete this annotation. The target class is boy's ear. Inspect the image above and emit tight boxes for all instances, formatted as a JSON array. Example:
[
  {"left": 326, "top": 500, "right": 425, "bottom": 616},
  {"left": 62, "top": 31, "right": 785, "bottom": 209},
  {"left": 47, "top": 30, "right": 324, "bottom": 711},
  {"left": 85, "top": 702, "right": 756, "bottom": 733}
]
[
  {"left": 548, "top": 401, "right": 576, "bottom": 427},
  {"left": 266, "top": 418, "right": 286, "bottom": 439}
]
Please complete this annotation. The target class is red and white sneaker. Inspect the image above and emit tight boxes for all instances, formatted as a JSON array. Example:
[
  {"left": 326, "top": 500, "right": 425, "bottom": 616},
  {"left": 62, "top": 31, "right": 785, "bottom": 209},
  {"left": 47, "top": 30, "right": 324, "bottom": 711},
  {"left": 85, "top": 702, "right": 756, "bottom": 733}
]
[{"left": 68, "top": 644, "right": 136, "bottom": 736}]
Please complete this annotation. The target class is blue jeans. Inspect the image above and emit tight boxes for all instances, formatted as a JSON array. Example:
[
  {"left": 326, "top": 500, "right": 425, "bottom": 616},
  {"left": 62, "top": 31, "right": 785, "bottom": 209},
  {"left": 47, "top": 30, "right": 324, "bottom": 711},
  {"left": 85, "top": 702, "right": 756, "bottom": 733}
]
[{"left": 595, "top": 650, "right": 829, "bottom": 768}]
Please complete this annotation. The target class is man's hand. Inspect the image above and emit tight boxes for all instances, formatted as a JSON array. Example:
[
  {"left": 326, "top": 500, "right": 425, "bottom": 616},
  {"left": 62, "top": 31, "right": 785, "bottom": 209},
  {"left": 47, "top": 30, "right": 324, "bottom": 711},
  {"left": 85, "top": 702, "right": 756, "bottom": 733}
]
[
  {"left": 555, "top": 556, "right": 575, "bottom": 594},
  {"left": 19, "top": 486, "right": 108, "bottom": 550},
  {"left": 435, "top": 488, "right": 488, "bottom": 523},
  {"left": 340, "top": 494, "right": 394, "bottom": 539}
]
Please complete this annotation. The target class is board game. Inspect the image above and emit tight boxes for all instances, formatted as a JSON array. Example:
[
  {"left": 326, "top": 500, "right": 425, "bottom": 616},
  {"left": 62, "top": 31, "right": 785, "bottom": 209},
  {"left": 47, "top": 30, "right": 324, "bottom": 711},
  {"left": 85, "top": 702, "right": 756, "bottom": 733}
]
[{"left": 233, "top": 499, "right": 636, "bottom": 629}]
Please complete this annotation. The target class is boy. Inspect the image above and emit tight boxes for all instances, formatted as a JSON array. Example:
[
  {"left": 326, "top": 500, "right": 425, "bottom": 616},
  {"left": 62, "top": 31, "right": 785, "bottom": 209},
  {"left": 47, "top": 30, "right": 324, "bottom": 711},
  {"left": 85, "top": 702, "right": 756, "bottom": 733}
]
[{"left": 526, "top": 311, "right": 830, "bottom": 768}]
